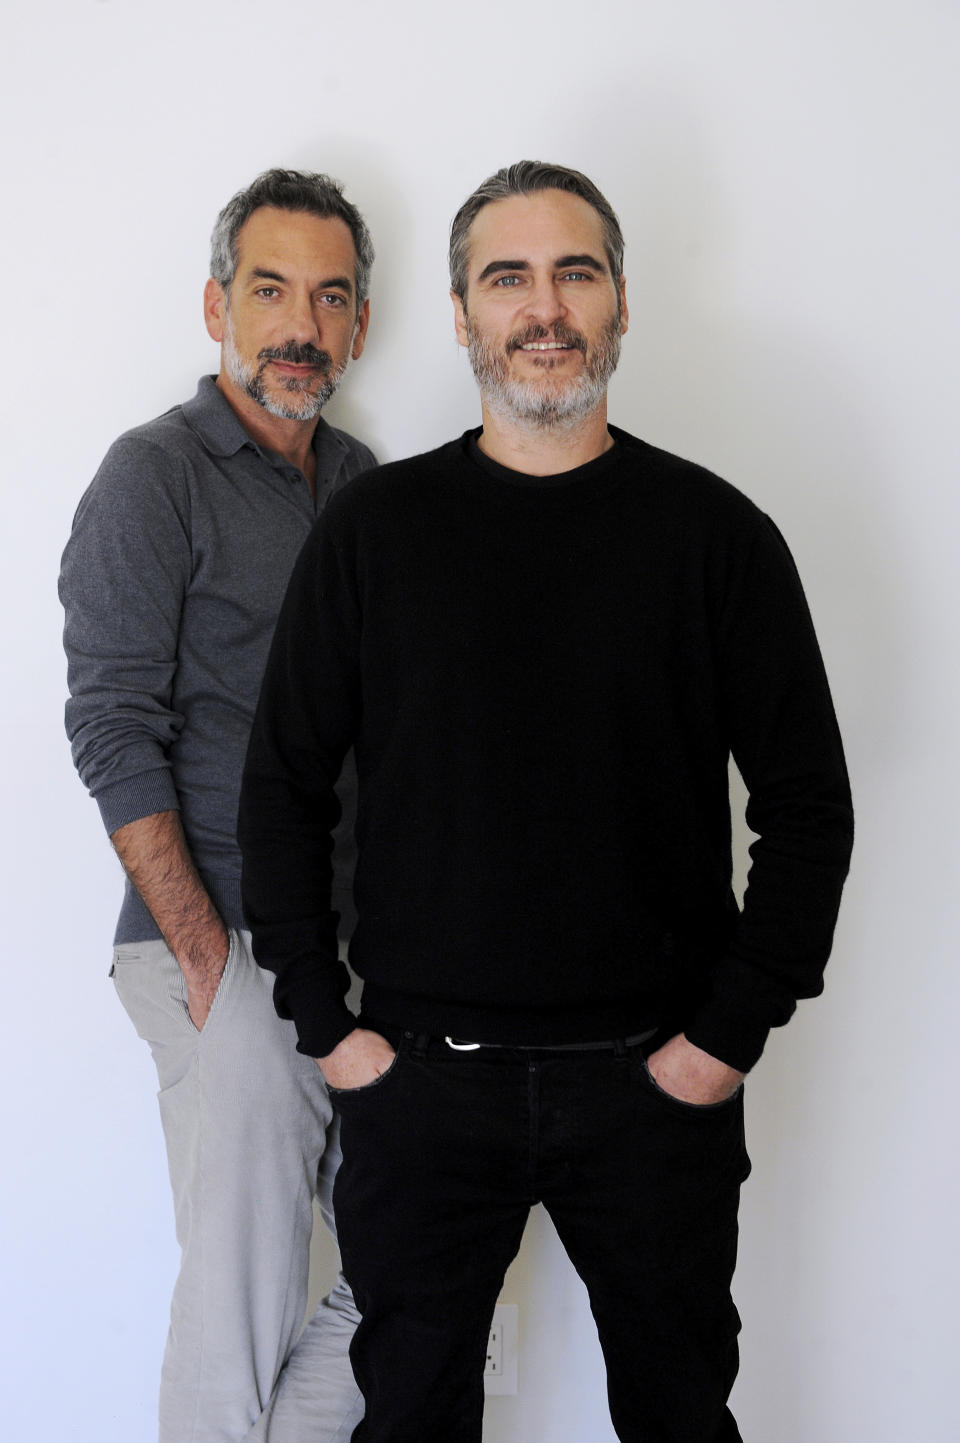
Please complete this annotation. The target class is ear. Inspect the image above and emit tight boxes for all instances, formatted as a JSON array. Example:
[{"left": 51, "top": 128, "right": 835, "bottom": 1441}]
[
  {"left": 618, "top": 275, "right": 629, "bottom": 336},
  {"left": 351, "top": 297, "right": 371, "bottom": 360},
  {"left": 204, "top": 277, "right": 227, "bottom": 343},
  {"left": 451, "top": 289, "right": 469, "bottom": 349}
]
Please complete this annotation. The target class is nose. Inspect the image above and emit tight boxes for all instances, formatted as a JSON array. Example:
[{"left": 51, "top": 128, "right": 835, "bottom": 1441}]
[
  {"left": 524, "top": 276, "right": 567, "bottom": 329},
  {"left": 286, "top": 288, "right": 322, "bottom": 344}
]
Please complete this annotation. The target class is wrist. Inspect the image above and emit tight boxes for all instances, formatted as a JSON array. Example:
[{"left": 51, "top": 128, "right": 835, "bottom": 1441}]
[{"left": 175, "top": 918, "right": 229, "bottom": 976}]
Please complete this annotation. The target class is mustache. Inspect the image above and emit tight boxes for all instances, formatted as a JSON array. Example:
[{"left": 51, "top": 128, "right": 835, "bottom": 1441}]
[
  {"left": 258, "top": 341, "right": 333, "bottom": 368},
  {"left": 506, "top": 322, "right": 587, "bottom": 355}
]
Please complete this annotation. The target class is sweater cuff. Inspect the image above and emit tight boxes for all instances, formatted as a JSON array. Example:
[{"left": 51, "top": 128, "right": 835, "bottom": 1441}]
[
  {"left": 288, "top": 986, "right": 358, "bottom": 1061},
  {"left": 266, "top": 951, "right": 357, "bottom": 1060},
  {"left": 683, "top": 996, "right": 774, "bottom": 1076},
  {"left": 95, "top": 769, "right": 180, "bottom": 835}
]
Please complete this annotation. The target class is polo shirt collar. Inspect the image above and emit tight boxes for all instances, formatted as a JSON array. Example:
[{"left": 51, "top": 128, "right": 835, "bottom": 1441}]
[{"left": 182, "top": 375, "right": 347, "bottom": 472}]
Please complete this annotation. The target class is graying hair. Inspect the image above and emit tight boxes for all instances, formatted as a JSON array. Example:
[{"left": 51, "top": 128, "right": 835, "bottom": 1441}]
[
  {"left": 449, "top": 161, "right": 624, "bottom": 302},
  {"left": 210, "top": 168, "right": 375, "bottom": 306}
]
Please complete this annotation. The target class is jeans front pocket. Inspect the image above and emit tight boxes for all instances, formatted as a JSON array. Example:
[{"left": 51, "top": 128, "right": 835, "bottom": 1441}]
[
  {"left": 328, "top": 1049, "right": 402, "bottom": 1103},
  {"left": 639, "top": 1054, "right": 742, "bottom": 1116}
]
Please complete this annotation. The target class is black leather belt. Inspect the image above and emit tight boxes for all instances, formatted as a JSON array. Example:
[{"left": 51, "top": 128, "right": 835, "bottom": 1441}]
[{"left": 442, "top": 1028, "right": 657, "bottom": 1053}]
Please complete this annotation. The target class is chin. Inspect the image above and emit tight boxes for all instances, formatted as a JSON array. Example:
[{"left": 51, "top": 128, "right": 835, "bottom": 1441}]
[{"left": 261, "top": 394, "right": 324, "bottom": 422}]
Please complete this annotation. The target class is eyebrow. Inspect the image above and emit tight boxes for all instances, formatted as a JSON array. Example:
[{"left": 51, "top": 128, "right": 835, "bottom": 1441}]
[
  {"left": 248, "top": 266, "right": 354, "bottom": 293},
  {"left": 556, "top": 254, "right": 606, "bottom": 273},
  {"left": 476, "top": 253, "right": 607, "bottom": 282}
]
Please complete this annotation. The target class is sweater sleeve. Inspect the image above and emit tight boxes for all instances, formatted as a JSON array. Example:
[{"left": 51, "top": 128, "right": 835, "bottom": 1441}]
[
  {"left": 684, "top": 516, "right": 854, "bottom": 1073},
  {"left": 59, "top": 438, "right": 192, "bottom": 834},
  {"left": 238, "top": 508, "right": 360, "bottom": 1057}
]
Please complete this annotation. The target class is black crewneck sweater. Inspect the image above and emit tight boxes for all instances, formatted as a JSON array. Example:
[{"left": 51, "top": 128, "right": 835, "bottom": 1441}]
[{"left": 239, "top": 428, "right": 852, "bottom": 1071}]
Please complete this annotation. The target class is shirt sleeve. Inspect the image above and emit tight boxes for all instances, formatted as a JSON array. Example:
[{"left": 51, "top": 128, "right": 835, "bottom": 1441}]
[
  {"left": 684, "top": 515, "right": 854, "bottom": 1072},
  {"left": 59, "top": 437, "right": 192, "bottom": 834},
  {"left": 238, "top": 505, "right": 360, "bottom": 1057}
]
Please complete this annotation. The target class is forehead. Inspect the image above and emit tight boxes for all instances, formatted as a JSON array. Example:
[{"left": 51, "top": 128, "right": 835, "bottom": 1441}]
[
  {"left": 465, "top": 190, "right": 608, "bottom": 278},
  {"left": 233, "top": 206, "right": 357, "bottom": 278}
]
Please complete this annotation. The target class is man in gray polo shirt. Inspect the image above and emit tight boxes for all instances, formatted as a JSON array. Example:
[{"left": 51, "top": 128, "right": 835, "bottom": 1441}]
[{"left": 60, "top": 169, "right": 375, "bottom": 1443}]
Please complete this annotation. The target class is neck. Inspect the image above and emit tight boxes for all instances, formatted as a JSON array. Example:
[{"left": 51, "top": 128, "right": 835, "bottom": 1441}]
[
  {"left": 215, "top": 372, "right": 320, "bottom": 493},
  {"left": 475, "top": 398, "right": 613, "bottom": 476}
]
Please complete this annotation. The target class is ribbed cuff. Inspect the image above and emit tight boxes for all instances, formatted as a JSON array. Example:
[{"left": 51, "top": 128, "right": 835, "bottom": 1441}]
[
  {"left": 95, "top": 769, "right": 180, "bottom": 835},
  {"left": 289, "top": 984, "right": 358, "bottom": 1061},
  {"left": 684, "top": 999, "right": 772, "bottom": 1075}
]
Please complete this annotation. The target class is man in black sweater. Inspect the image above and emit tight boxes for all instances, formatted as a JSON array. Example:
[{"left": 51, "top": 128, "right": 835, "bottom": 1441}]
[{"left": 239, "top": 162, "right": 853, "bottom": 1442}]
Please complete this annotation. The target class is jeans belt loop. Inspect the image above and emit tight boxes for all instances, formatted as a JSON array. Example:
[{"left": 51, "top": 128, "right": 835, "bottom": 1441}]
[{"left": 405, "top": 1030, "right": 431, "bottom": 1059}]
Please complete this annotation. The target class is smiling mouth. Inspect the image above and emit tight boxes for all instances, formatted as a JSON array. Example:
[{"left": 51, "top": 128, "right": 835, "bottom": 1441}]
[
  {"left": 519, "top": 341, "right": 576, "bottom": 352},
  {"left": 509, "top": 324, "right": 586, "bottom": 356}
]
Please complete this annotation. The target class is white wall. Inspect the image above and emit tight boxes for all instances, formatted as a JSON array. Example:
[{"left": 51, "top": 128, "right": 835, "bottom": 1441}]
[{"left": 2, "top": 2, "right": 957, "bottom": 1439}]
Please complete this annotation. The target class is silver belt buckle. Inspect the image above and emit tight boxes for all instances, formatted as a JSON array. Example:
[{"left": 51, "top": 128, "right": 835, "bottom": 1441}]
[{"left": 444, "top": 1036, "right": 482, "bottom": 1051}]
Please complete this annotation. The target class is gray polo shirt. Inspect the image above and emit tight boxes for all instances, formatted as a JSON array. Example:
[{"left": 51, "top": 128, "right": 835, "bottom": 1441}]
[{"left": 61, "top": 375, "right": 376, "bottom": 943}]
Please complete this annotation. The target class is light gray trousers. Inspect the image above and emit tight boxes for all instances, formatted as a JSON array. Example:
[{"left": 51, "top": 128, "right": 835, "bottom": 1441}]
[{"left": 112, "top": 929, "right": 364, "bottom": 1443}]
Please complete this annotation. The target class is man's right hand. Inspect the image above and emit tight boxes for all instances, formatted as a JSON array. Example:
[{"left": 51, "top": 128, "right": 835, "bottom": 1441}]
[
  {"left": 110, "top": 810, "right": 230, "bottom": 1033},
  {"left": 181, "top": 926, "right": 231, "bottom": 1030},
  {"left": 319, "top": 1028, "right": 397, "bottom": 1090}
]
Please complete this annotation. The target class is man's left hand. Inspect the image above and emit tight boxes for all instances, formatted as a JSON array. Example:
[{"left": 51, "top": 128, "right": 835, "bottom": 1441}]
[{"left": 645, "top": 1033, "right": 744, "bottom": 1105}]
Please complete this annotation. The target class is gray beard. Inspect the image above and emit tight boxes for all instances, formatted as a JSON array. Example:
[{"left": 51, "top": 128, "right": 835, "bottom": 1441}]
[
  {"left": 466, "top": 316, "right": 621, "bottom": 432},
  {"left": 223, "top": 317, "right": 348, "bottom": 421}
]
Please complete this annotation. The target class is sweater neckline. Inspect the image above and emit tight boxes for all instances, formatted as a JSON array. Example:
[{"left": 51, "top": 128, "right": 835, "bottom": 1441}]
[{"left": 460, "top": 427, "right": 626, "bottom": 503}]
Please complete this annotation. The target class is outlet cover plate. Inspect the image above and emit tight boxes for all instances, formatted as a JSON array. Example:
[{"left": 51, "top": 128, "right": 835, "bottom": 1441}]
[{"left": 484, "top": 1303, "right": 518, "bottom": 1395}]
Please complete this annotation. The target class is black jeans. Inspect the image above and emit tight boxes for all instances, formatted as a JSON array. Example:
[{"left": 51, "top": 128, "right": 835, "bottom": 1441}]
[{"left": 332, "top": 1032, "right": 749, "bottom": 1442}]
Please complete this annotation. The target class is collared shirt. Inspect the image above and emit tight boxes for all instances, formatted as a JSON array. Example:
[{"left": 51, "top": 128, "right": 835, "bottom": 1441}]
[{"left": 60, "top": 376, "right": 376, "bottom": 942}]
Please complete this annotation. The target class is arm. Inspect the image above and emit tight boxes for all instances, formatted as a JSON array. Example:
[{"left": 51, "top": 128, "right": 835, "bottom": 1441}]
[
  {"left": 239, "top": 502, "right": 363, "bottom": 1060},
  {"left": 684, "top": 514, "right": 854, "bottom": 1075},
  {"left": 111, "top": 810, "right": 228, "bottom": 1029},
  {"left": 61, "top": 439, "right": 226, "bottom": 1015},
  {"left": 61, "top": 438, "right": 192, "bottom": 816}
]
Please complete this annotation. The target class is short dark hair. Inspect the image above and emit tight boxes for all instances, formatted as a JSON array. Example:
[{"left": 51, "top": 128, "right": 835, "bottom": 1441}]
[
  {"left": 210, "top": 167, "right": 375, "bottom": 305},
  {"left": 449, "top": 160, "right": 624, "bottom": 302}
]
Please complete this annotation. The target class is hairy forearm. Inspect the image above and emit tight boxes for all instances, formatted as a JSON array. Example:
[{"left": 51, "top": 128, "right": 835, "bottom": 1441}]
[{"left": 111, "top": 810, "right": 228, "bottom": 1023}]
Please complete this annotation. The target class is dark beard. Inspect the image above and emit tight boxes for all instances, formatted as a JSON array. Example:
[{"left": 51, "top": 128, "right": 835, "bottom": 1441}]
[
  {"left": 228, "top": 335, "right": 345, "bottom": 420},
  {"left": 466, "top": 313, "right": 621, "bottom": 429}
]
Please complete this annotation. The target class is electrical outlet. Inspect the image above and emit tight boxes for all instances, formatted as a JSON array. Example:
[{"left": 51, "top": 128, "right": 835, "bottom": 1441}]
[
  {"left": 483, "top": 1303, "right": 518, "bottom": 1395},
  {"left": 486, "top": 1320, "right": 503, "bottom": 1374}
]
